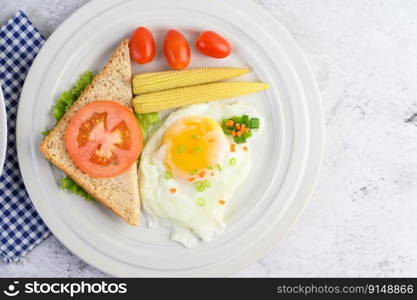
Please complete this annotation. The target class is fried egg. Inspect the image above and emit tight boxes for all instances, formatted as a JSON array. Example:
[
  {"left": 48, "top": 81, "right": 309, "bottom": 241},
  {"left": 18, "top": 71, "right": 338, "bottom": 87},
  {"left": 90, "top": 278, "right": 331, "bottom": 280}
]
[{"left": 139, "top": 101, "right": 259, "bottom": 247}]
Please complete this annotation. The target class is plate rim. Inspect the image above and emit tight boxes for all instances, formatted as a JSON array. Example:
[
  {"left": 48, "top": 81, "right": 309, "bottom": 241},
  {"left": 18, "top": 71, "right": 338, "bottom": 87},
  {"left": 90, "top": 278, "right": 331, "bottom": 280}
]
[{"left": 16, "top": 0, "right": 324, "bottom": 277}]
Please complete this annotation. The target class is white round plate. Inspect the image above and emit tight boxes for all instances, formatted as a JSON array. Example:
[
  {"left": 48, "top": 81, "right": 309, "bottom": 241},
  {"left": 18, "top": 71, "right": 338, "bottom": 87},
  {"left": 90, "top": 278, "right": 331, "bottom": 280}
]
[
  {"left": 0, "top": 86, "right": 7, "bottom": 176},
  {"left": 17, "top": 0, "right": 324, "bottom": 277}
]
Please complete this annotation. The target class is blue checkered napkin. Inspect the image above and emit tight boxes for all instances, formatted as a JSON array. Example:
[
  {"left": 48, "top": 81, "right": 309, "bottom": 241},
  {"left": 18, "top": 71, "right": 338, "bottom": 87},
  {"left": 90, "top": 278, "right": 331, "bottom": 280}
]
[{"left": 0, "top": 10, "right": 50, "bottom": 263}]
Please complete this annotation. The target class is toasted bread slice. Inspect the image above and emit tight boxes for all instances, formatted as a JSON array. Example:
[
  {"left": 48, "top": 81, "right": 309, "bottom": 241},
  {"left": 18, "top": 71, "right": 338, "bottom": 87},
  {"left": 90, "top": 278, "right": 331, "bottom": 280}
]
[{"left": 40, "top": 40, "right": 140, "bottom": 226}]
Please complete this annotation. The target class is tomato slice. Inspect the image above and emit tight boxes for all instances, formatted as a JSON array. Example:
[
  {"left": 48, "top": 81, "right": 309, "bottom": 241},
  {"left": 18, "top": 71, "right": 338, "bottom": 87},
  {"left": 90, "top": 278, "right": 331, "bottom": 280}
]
[{"left": 65, "top": 100, "right": 143, "bottom": 178}]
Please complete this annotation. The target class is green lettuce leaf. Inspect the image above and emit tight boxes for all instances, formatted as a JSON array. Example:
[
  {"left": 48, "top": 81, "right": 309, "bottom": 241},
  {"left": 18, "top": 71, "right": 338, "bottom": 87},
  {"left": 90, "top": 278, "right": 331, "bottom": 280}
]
[
  {"left": 60, "top": 177, "right": 94, "bottom": 201},
  {"left": 43, "top": 71, "right": 94, "bottom": 201},
  {"left": 135, "top": 112, "right": 160, "bottom": 139},
  {"left": 52, "top": 71, "right": 94, "bottom": 122},
  {"left": 41, "top": 129, "right": 51, "bottom": 136}
]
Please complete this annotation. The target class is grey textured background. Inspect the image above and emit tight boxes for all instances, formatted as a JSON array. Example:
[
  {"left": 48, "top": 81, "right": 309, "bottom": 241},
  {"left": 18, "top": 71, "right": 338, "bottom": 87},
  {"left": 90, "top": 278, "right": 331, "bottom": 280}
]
[{"left": 2, "top": 0, "right": 417, "bottom": 277}]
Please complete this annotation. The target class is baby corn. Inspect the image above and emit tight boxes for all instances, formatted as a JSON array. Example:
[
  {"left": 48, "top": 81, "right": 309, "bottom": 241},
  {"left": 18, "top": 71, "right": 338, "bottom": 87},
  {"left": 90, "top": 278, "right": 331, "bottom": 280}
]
[
  {"left": 132, "top": 67, "right": 250, "bottom": 94},
  {"left": 133, "top": 81, "right": 269, "bottom": 113}
]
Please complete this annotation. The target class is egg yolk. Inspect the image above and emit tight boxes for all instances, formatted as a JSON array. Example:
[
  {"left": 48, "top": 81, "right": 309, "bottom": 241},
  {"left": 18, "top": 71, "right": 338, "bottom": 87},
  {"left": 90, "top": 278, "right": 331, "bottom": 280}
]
[{"left": 162, "top": 116, "right": 225, "bottom": 180}]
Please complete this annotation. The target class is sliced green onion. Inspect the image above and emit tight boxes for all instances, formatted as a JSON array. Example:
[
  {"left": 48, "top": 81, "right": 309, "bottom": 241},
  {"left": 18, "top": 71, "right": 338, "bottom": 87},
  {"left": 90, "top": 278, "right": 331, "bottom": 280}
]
[
  {"left": 222, "top": 119, "right": 234, "bottom": 129},
  {"left": 220, "top": 115, "right": 259, "bottom": 143},
  {"left": 203, "top": 179, "right": 211, "bottom": 188},
  {"left": 243, "top": 130, "right": 252, "bottom": 139},
  {"left": 250, "top": 118, "right": 260, "bottom": 129},
  {"left": 241, "top": 115, "right": 250, "bottom": 127},
  {"left": 223, "top": 128, "right": 233, "bottom": 135},
  {"left": 190, "top": 169, "right": 198, "bottom": 175},
  {"left": 232, "top": 116, "right": 242, "bottom": 123},
  {"left": 193, "top": 146, "right": 201, "bottom": 153},
  {"left": 229, "top": 158, "right": 237, "bottom": 166},
  {"left": 233, "top": 135, "right": 246, "bottom": 144},
  {"left": 197, "top": 186, "right": 205, "bottom": 192},
  {"left": 206, "top": 165, "right": 214, "bottom": 170},
  {"left": 195, "top": 182, "right": 205, "bottom": 192},
  {"left": 191, "top": 134, "right": 200, "bottom": 139},
  {"left": 176, "top": 145, "right": 184, "bottom": 154},
  {"left": 196, "top": 197, "right": 206, "bottom": 206},
  {"left": 164, "top": 171, "right": 172, "bottom": 179},
  {"left": 216, "top": 164, "right": 222, "bottom": 172}
]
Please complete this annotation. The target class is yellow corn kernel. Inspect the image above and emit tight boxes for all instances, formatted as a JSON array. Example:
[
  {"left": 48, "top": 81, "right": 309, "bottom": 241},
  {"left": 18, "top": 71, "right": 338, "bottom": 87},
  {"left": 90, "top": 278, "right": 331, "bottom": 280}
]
[
  {"left": 133, "top": 81, "right": 269, "bottom": 113},
  {"left": 132, "top": 67, "right": 250, "bottom": 95}
]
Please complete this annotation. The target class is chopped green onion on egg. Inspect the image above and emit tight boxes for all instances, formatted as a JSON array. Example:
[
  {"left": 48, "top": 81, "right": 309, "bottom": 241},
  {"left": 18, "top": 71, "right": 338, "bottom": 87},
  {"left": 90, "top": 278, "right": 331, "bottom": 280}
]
[
  {"left": 164, "top": 171, "right": 172, "bottom": 179},
  {"left": 176, "top": 145, "right": 185, "bottom": 154},
  {"left": 229, "top": 158, "right": 237, "bottom": 166},
  {"left": 195, "top": 181, "right": 206, "bottom": 192},
  {"left": 241, "top": 115, "right": 250, "bottom": 127},
  {"left": 196, "top": 197, "right": 206, "bottom": 206},
  {"left": 193, "top": 146, "right": 201, "bottom": 153},
  {"left": 203, "top": 179, "right": 211, "bottom": 188},
  {"left": 250, "top": 118, "right": 260, "bottom": 129},
  {"left": 195, "top": 179, "right": 211, "bottom": 192},
  {"left": 220, "top": 115, "right": 259, "bottom": 144}
]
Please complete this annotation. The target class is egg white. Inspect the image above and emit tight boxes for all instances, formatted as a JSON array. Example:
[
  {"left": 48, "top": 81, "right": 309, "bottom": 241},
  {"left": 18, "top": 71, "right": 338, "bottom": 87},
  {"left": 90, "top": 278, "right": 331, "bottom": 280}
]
[{"left": 139, "top": 101, "right": 259, "bottom": 247}]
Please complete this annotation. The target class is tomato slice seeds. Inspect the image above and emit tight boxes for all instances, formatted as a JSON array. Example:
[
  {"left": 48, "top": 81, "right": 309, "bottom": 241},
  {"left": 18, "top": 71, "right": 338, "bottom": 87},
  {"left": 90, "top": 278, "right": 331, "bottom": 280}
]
[{"left": 65, "top": 101, "right": 143, "bottom": 178}]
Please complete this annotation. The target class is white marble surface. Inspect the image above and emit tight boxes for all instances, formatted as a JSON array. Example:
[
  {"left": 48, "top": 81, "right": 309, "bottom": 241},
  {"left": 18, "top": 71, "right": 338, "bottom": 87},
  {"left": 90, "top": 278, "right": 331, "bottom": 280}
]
[{"left": 1, "top": 0, "right": 417, "bottom": 277}]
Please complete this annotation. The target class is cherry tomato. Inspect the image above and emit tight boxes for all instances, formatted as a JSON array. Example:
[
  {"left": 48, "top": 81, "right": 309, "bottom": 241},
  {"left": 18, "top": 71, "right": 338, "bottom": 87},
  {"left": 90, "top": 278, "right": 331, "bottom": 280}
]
[
  {"left": 130, "top": 26, "right": 155, "bottom": 64},
  {"left": 195, "top": 31, "right": 231, "bottom": 58},
  {"left": 163, "top": 29, "right": 191, "bottom": 70},
  {"left": 65, "top": 101, "right": 143, "bottom": 178}
]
